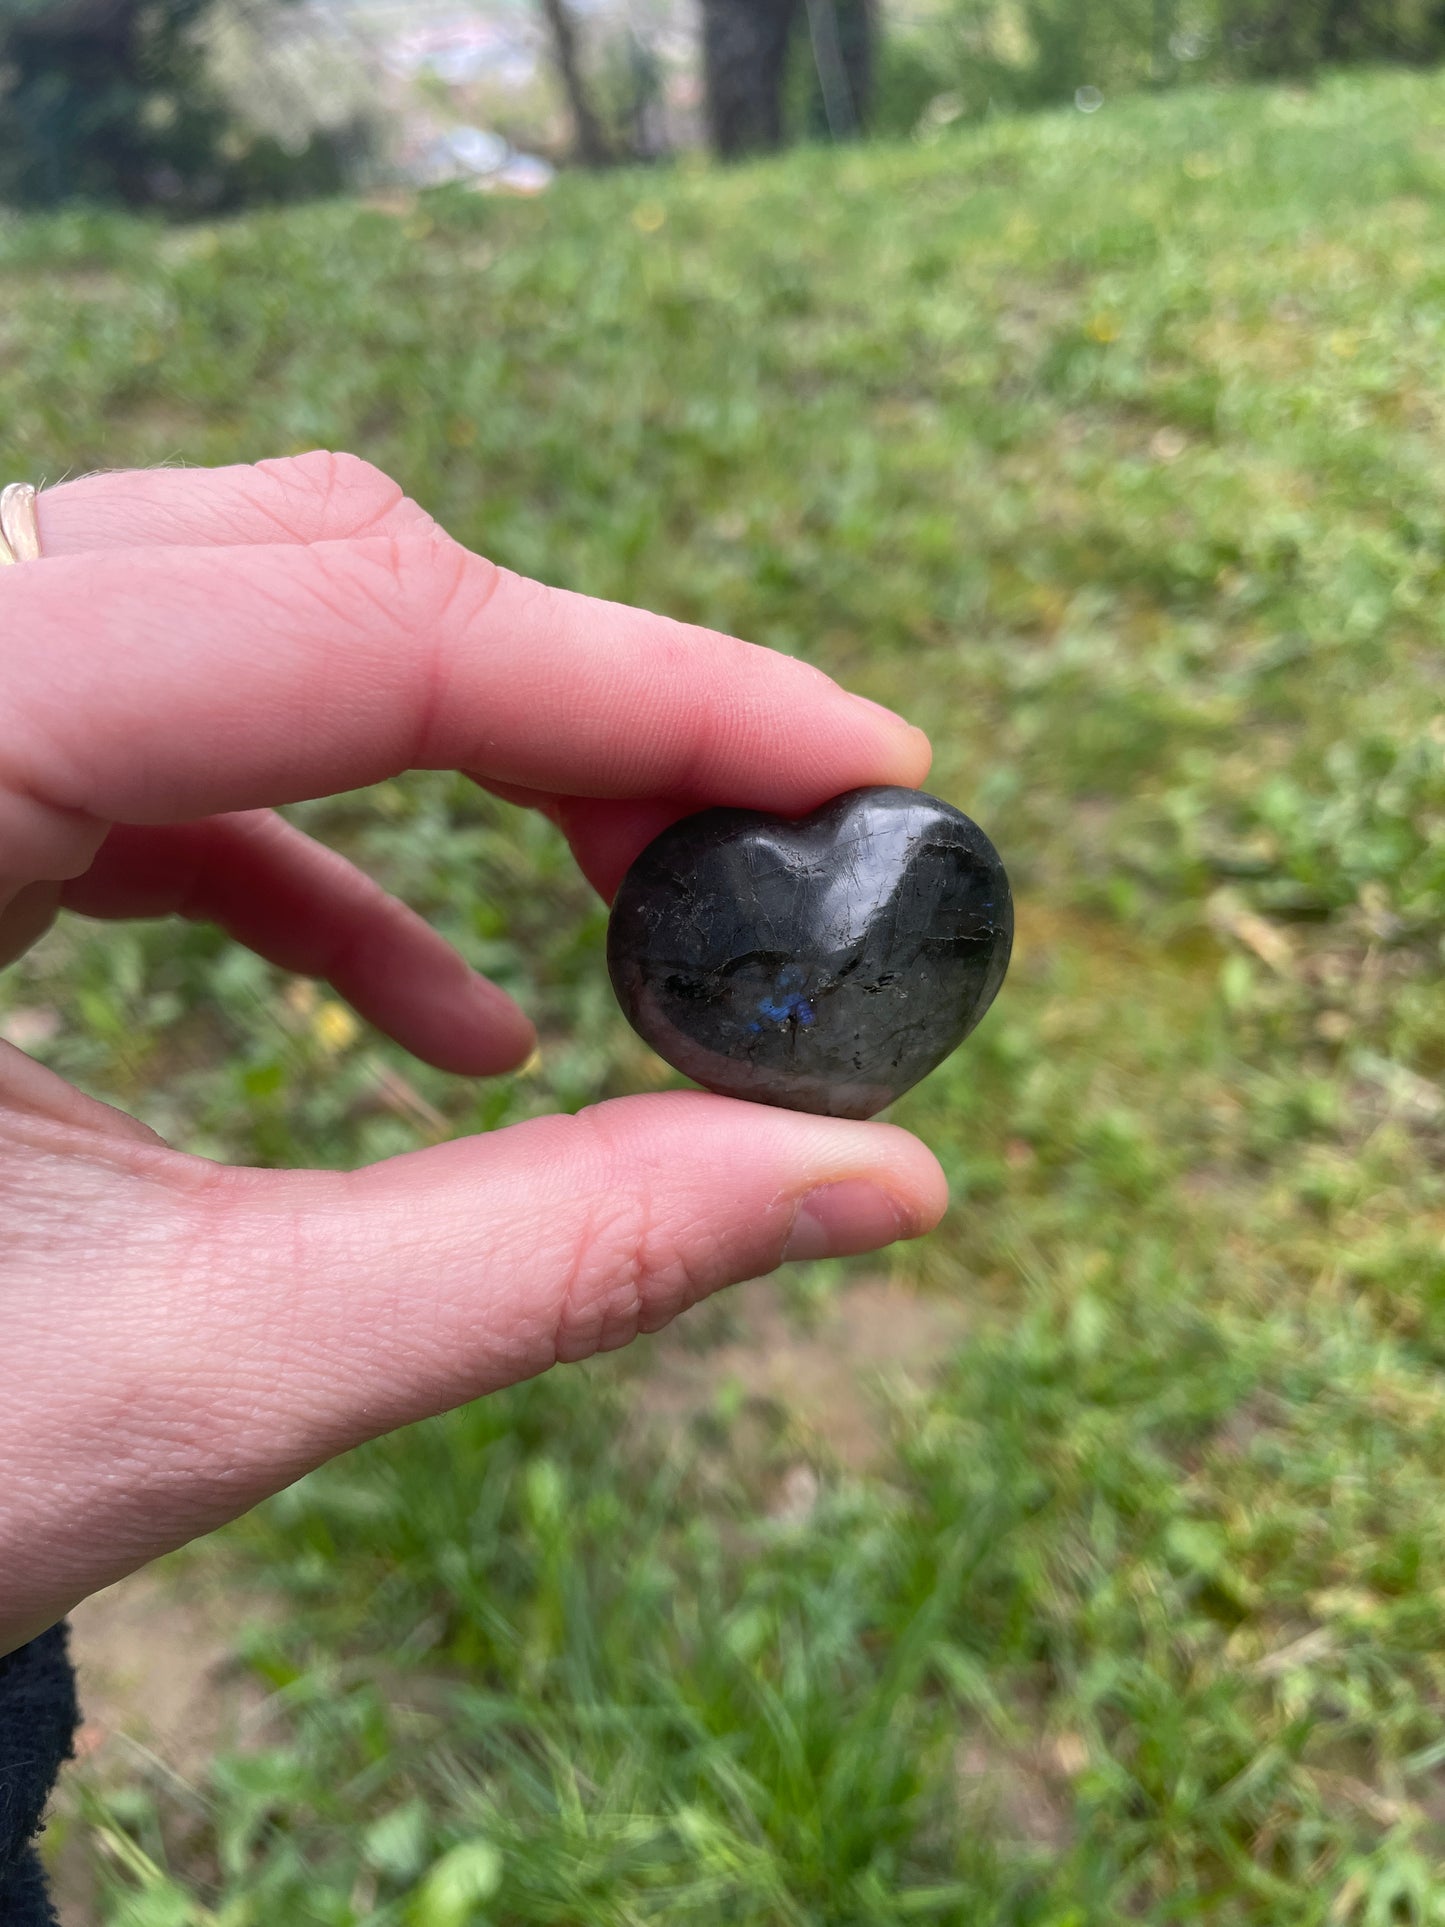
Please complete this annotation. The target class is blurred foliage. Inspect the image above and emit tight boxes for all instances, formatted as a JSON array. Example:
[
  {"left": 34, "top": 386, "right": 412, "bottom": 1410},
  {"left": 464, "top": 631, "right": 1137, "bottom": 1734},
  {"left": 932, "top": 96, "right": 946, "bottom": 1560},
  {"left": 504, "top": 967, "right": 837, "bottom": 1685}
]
[
  {"left": 0, "top": 0, "right": 361, "bottom": 212},
  {"left": 2, "top": 62, "right": 1444, "bottom": 1925},
  {"left": 874, "top": 0, "right": 1445, "bottom": 133}
]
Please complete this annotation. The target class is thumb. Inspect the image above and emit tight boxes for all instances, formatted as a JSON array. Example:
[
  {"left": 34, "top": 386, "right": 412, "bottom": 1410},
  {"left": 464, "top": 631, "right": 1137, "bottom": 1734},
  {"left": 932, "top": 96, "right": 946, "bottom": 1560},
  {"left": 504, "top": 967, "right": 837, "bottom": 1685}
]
[
  {"left": 6, "top": 1095, "right": 945, "bottom": 1643},
  {"left": 214, "top": 1092, "right": 947, "bottom": 1460}
]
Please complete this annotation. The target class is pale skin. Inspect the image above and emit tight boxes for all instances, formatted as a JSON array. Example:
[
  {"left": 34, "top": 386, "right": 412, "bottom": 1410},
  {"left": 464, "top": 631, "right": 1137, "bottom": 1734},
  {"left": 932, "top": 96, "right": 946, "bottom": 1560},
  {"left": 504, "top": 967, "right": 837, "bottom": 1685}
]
[{"left": 0, "top": 452, "right": 947, "bottom": 1658}]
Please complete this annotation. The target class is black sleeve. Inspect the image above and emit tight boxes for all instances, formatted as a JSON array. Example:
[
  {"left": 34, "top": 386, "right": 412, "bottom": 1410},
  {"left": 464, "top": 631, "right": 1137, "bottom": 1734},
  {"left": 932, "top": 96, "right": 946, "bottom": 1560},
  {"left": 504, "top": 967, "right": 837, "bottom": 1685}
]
[{"left": 0, "top": 1623, "right": 79, "bottom": 1927}]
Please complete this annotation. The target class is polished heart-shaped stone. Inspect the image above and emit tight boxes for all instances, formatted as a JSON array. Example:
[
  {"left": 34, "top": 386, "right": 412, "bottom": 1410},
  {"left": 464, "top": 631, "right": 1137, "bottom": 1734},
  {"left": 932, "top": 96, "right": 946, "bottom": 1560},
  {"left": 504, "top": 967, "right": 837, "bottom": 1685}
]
[{"left": 606, "top": 785, "right": 1012, "bottom": 1119}]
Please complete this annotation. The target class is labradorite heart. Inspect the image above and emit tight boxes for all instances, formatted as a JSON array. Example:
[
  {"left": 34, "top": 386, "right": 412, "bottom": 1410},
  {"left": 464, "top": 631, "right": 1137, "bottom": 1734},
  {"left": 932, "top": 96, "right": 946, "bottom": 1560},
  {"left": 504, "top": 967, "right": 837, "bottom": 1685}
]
[{"left": 606, "top": 785, "right": 1012, "bottom": 1119}]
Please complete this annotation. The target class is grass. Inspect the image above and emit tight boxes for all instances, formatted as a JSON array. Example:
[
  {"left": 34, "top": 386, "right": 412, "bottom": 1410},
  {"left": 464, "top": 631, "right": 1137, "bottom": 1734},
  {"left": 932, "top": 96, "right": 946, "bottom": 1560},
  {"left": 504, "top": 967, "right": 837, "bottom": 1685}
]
[{"left": 3, "top": 62, "right": 1445, "bottom": 1924}]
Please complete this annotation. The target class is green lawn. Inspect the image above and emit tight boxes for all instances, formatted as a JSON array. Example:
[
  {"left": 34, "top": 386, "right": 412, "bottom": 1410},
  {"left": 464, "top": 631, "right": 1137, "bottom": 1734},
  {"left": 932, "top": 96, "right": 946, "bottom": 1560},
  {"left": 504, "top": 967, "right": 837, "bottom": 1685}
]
[{"left": 5, "top": 63, "right": 1445, "bottom": 1925}]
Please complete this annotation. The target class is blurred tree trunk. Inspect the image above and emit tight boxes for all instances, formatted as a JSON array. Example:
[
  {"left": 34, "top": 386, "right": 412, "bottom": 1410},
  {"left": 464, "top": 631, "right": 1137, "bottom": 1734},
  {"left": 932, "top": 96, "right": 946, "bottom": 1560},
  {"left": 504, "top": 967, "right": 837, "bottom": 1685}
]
[
  {"left": 700, "top": 0, "right": 799, "bottom": 157},
  {"left": 804, "top": 0, "right": 876, "bottom": 138},
  {"left": 840, "top": 0, "right": 877, "bottom": 130},
  {"left": 624, "top": 25, "right": 667, "bottom": 159},
  {"left": 1151, "top": 0, "right": 1176, "bottom": 79},
  {"left": 1319, "top": 0, "right": 1366, "bottom": 59},
  {"left": 536, "top": 0, "right": 614, "bottom": 166}
]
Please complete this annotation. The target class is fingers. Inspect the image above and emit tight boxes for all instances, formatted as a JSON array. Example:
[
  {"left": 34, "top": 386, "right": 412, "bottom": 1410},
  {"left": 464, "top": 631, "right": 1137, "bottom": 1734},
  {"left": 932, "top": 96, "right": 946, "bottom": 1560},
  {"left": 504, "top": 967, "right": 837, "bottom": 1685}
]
[
  {"left": 34, "top": 451, "right": 440, "bottom": 554},
  {"left": 0, "top": 1094, "right": 945, "bottom": 1642},
  {"left": 60, "top": 813, "right": 535, "bottom": 1075},
  {"left": 9, "top": 454, "right": 929, "bottom": 918},
  {"left": 3, "top": 534, "right": 928, "bottom": 874}
]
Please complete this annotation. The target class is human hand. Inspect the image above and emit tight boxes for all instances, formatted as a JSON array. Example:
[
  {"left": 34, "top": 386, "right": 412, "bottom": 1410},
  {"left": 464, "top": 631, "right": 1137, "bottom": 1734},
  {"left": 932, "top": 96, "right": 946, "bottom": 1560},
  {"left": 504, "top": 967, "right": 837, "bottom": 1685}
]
[{"left": 0, "top": 454, "right": 946, "bottom": 1655}]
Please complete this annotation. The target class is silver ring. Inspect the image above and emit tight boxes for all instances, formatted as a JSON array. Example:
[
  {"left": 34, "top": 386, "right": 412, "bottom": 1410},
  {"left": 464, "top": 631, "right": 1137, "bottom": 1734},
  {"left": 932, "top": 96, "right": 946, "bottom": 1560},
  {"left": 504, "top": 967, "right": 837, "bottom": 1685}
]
[{"left": 0, "top": 483, "right": 41, "bottom": 565}]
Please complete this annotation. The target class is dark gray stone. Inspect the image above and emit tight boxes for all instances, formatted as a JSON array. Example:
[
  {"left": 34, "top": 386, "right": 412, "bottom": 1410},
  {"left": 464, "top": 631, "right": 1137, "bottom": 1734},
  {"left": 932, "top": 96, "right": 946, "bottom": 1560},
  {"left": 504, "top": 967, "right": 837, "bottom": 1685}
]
[{"left": 606, "top": 785, "right": 1012, "bottom": 1118}]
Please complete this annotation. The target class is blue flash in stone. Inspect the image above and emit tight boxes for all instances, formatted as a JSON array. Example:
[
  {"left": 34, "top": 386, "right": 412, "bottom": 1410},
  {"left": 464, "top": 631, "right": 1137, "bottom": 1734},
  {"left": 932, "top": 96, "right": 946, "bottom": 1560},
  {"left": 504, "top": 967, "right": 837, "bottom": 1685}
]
[{"left": 757, "top": 990, "right": 814, "bottom": 1024}]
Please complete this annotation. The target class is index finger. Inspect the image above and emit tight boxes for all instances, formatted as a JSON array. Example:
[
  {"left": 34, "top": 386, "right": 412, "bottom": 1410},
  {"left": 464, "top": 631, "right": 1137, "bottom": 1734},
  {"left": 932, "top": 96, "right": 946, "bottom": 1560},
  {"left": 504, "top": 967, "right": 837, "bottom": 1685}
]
[
  {"left": 1, "top": 532, "right": 930, "bottom": 882},
  {"left": 33, "top": 452, "right": 442, "bottom": 554}
]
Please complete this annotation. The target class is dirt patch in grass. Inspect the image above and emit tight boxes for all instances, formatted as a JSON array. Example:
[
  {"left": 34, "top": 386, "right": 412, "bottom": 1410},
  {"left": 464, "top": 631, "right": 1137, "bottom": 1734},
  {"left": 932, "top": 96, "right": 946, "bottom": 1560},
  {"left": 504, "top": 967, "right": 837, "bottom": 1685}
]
[
  {"left": 641, "top": 1272, "right": 974, "bottom": 1472},
  {"left": 48, "top": 1568, "right": 279, "bottom": 1923},
  {"left": 956, "top": 1728, "right": 1078, "bottom": 1854},
  {"left": 66, "top": 1568, "right": 275, "bottom": 1781}
]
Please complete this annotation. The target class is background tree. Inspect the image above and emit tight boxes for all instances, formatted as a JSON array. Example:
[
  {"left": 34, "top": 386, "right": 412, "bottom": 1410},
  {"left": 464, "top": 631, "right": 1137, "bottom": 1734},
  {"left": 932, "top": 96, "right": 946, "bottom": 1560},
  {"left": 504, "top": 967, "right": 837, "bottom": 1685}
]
[
  {"left": 701, "top": 0, "right": 878, "bottom": 159},
  {"left": 699, "top": 0, "right": 800, "bottom": 157},
  {"left": 804, "top": 0, "right": 878, "bottom": 138},
  {"left": 536, "top": 0, "right": 615, "bottom": 167},
  {"left": 0, "top": 0, "right": 355, "bottom": 211}
]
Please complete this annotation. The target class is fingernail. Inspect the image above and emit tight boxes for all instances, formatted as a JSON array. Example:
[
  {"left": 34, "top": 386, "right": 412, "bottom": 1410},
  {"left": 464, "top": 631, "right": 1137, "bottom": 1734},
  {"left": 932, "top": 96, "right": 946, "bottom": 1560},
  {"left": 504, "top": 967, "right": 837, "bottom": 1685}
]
[
  {"left": 846, "top": 694, "right": 932, "bottom": 771},
  {"left": 783, "top": 1180, "right": 917, "bottom": 1263}
]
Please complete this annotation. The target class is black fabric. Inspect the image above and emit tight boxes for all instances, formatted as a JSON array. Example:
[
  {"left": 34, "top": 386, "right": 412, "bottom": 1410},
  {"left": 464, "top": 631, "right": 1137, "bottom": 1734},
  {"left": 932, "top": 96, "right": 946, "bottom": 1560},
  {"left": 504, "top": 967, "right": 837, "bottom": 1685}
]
[{"left": 0, "top": 1623, "right": 78, "bottom": 1926}]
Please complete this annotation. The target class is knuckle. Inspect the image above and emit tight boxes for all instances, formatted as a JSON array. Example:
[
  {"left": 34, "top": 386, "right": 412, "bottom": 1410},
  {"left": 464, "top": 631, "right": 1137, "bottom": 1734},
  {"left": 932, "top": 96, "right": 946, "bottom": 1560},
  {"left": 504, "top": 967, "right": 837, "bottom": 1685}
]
[
  {"left": 550, "top": 1190, "right": 649, "bottom": 1365},
  {"left": 253, "top": 450, "right": 434, "bottom": 542},
  {"left": 547, "top": 1107, "right": 710, "bottom": 1365}
]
